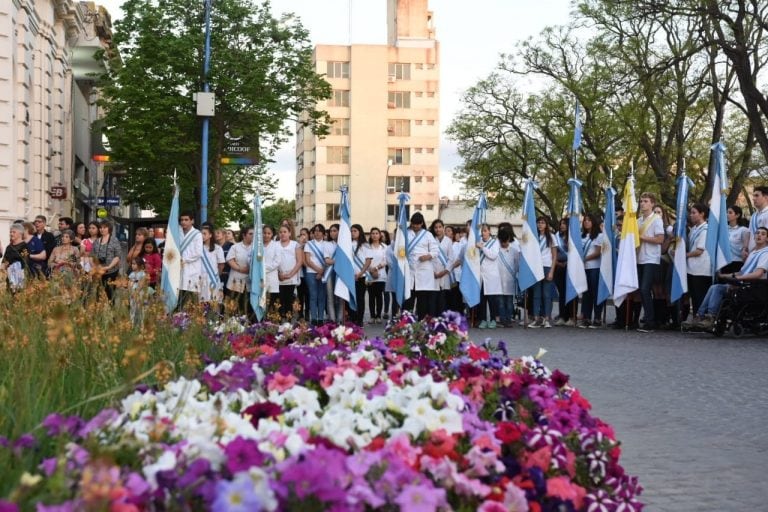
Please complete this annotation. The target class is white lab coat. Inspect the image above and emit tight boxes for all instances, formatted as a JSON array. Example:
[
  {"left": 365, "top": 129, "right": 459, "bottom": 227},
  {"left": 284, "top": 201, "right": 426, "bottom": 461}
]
[
  {"left": 432, "top": 235, "right": 454, "bottom": 290},
  {"left": 180, "top": 228, "right": 203, "bottom": 292},
  {"left": 497, "top": 242, "right": 520, "bottom": 296},
  {"left": 478, "top": 237, "right": 502, "bottom": 295},
  {"left": 407, "top": 228, "right": 440, "bottom": 291}
]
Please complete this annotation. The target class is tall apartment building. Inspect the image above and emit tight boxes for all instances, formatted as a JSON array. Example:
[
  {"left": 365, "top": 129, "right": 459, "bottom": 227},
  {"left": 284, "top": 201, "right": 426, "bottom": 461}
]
[
  {"left": 0, "top": 1, "right": 115, "bottom": 243},
  {"left": 295, "top": 0, "right": 440, "bottom": 232}
]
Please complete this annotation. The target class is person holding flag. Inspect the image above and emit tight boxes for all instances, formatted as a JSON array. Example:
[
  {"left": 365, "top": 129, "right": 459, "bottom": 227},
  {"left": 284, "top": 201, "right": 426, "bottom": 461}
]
[
  {"left": 161, "top": 185, "right": 182, "bottom": 313},
  {"left": 529, "top": 216, "right": 558, "bottom": 328},
  {"left": 459, "top": 194, "right": 488, "bottom": 315},
  {"left": 670, "top": 172, "right": 694, "bottom": 325},
  {"left": 579, "top": 212, "right": 605, "bottom": 328},
  {"left": 303, "top": 224, "right": 331, "bottom": 326},
  {"left": 705, "top": 141, "right": 732, "bottom": 277},
  {"left": 476, "top": 223, "right": 501, "bottom": 329},
  {"left": 178, "top": 210, "right": 204, "bottom": 309},
  {"left": 405, "top": 212, "right": 439, "bottom": 319},
  {"left": 686, "top": 203, "right": 711, "bottom": 315},
  {"left": 389, "top": 191, "right": 412, "bottom": 311},
  {"left": 565, "top": 178, "right": 588, "bottom": 321},
  {"left": 635, "top": 192, "right": 665, "bottom": 332},
  {"left": 597, "top": 183, "right": 616, "bottom": 313},
  {"left": 612, "top": 177, "right": 640, "bottom": 329},
  {"left": 333, "top": 186, "right": 358, "bottom": 320}
]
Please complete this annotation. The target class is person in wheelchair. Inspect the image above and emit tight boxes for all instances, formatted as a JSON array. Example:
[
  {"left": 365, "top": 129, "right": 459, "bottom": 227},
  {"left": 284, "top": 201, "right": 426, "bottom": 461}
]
[{"left": 683, "top": 226, "right": 768, "bottom": 331}]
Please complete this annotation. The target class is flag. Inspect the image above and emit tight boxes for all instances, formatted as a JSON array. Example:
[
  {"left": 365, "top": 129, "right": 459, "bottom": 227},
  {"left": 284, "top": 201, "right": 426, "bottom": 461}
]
[
  {"left": 518, "top": 179, "right": 545, "bottom": 291},
  {"left": 705, "top": 141, "right": 732, "bottom": 274},
  {"left": 333, "top": 186, "right": 357, "bottom": 311},
  {"left": 671, "top": 174, "right": 693, "bottom": 303},
  {"left": 565, "top": 178, "right": 588, "bottom": 302},
  {"left": 459, "top": 192, "right": 487, "bottom": 308},
  {"left": 572, "top": 102, "right": 582, "bottom": 151},
  {"left": 613, "top": 177, "right": 639, "bottom": 307},
  {"left": 391, "top": 191, "right": 412, "bottom": 306},
  {"left": 249, "top": 194, "right": 266, "bottom": 321},
  {"left": 597, "top": 185, "right": 616, "bottom": 305},
  {"left": 161, "top": 186, "right": 182, "bottom": 313}
]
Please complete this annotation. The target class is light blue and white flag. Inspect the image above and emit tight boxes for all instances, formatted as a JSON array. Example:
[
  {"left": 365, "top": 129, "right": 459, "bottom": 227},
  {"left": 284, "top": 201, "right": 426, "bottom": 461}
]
[
  {"left": 572, "top": 101, "right": 583, "bottom": 151},
  {"left": 597, "top": 185, "right": 616, "bottom": 305},
  {"left": 249, "top": 194, "right": 266, "bottom": 321},
  {"left": 161, "top": 186, "right": 182, "bottom": 313},
  {"left": 565, "top": 178, "right": 588, "bottom": 302},
  {"left": 333, "top": 186, "right": 357, "bottom": 311},
  {"left": 705, "top": 141, "right": 732, "bottom": 275},
  {"left": 518, "top": 179, "right": 545, "bottom": 291},
  {"left": 391, "top": 191, "right": 411, "bottom": 306},
  {"left": 671, "top": 173, "right": 694, "bottom": 303},
  {"left": 459, "top": 192, "right": 487, "bottom": 308}
]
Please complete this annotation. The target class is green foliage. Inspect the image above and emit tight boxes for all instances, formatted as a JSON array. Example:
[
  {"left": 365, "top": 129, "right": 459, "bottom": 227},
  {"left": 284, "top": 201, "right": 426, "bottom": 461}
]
[
  {"left": 448, "top": 2, "right": 768, "bottom": 218},
  {"left": 101, "top": 0, "right": 330, "bottom": 225},
  {"left": 261, "top": 198, "right": 296, "bottom": 229}
]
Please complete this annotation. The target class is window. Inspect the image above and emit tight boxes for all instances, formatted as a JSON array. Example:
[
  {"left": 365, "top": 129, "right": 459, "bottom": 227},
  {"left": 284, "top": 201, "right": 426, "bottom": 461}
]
[
  {"left": 415, "top": 63, "right": 424, "bottom": 70},
  {"left": 388, "top": 62, "right": 411, "bottom": 80},
  {"left": 331, "top": 118, "right": 350, "bottom": 135},
  {"left": 326, "top": 175, "right": 349, "bottom": 192},
  {"left": 427, "top": 176, "right": 435, "bottom": 183},
  {"left": 387, "top": 204, "right": 410, "bottom": 220},
  {"left": 329, "top": 90, "right": 350, "bottom": 107},
  {"left": 326, "top": 203, "right": 341, "bottom": 221},
  {"left": 426, "top": 204, "right": 434, "bottom": 211},
  {"left": 426, "top": 92, "right": 435, "bottom": 98},
  {"left": 415, "top": 120, "right": 423, "bottom": 125},
  {"left": 388, "top": 147, "right": 410, "bottom": 165},
  {"left": 415, "top": 91, "right": 423, "bottom": 97},
  {"left": 426, "top": 63, "right": 436, "bottom": 70},
  {"left": 427, "top": 120, "right": 435, "bottom": 126},
  {"left": 426, "top": 148, "right": 435, "bottom": 154},
  {"left": 414, "top": 148, "right": 423, "bottom": 154},
  {"left": 388, "top": 91, "right": 410, "bottom": 108},
  {"left": 387, "top": 176, "right": 411, "bottom": 193},
  {"left": 387, "top": 119, "right": 410, "bottom": 136},
  {"left": 415, "top": 204, "right": 423, "bottom": 211},
  {"left": 414, "top": 176, "right": 423, "bottom": 182},
  {"left": 327, "top": 146, "right": 349, "bottom": 164},
  {"left": 327, "top": 61, "right": 350, "bottom": 78}
]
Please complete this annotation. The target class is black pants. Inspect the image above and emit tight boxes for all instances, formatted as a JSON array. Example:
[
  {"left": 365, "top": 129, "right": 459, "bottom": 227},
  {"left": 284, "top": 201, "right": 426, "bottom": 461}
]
[
  {"left": 446, "top": 286, "right": 463, "bottom": 314},
  {"left": 101, "top": 272, "right": 119, "bottom": 302},
  {"left": 413, "top": 289, "right": 437, "bottom": 319},
  {"left": 279, "top": 285, "right": 296, "bottom": 318},
  {"left": 351, "top": 279, "right": 367, "bottom": 325},
  {"left": 687, "top": 274, "right": 712, "bottom": 316},
  {"left": 368, "top": 282, "right": 385, "bottom": 319},
  {"left": 297, "top": 277, "right": 309, "bottom": 319}
]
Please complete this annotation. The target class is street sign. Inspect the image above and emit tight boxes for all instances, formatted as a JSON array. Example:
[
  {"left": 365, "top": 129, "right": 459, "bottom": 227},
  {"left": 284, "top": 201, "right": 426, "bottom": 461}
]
[
  {"left": 50, "top": 186, "right": 67, "bottom": 199},
  {"left": 221, "top": 133, "right": 258, "bottom": 165},
  {"left": 94, "top": 197, "right": 121, "bottom": 206}
]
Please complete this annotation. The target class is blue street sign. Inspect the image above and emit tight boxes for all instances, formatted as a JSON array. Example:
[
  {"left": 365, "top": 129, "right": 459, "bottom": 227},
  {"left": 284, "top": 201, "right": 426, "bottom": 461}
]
[{"left": 95, "top": 197, "right": 120, "bottom": 206}]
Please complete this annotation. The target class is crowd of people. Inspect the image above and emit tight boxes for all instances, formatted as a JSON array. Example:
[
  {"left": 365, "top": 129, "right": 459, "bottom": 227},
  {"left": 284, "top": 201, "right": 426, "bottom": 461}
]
[{"left": 4, "top": 185, "right": 768, "bottom": 333}]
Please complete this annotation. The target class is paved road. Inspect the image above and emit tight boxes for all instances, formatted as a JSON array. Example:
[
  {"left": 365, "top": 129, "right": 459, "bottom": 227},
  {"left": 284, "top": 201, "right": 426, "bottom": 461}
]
[{"left": 364, "top": 323, "right": 768, "bottom": 511}]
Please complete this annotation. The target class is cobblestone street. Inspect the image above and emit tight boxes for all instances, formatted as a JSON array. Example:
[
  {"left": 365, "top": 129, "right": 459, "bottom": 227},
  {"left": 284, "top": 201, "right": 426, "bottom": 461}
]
[{"left": 365, "top": 323, "right": 768, "bottom": 510}]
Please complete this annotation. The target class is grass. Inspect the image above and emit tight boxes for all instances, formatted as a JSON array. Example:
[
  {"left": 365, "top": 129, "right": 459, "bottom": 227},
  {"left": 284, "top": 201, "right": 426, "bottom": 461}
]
[{"left": 0, "top": 273, "right": 224, "bottom": 496}]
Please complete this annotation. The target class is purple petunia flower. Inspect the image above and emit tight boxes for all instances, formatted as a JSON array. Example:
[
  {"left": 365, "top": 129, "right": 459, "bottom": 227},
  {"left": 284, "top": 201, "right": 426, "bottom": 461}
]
[
  {"left": 212, "top": 476, "right": 264, "bottom": 512},
  {"left": 224, "top": 437, "right": 265, "bottom": 475},
  {"left": 0, "top": 500, "right": 19, "bottom": 512},
  {"left": 394, "top": 483, "right": 446, "bottom": 512}
]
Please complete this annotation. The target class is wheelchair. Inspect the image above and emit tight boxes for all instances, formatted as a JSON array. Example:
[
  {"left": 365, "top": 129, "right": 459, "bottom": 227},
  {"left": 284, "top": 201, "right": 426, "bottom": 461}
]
[{"left": 712, "top": 281, "right": 768, "bottom": 337}]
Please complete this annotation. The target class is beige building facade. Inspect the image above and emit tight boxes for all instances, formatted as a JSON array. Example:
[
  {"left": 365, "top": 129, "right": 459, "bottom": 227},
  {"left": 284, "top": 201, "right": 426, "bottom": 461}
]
[
  {"left": 0, "top": 0, "right": 114, "bottom": 245},
  {"left": 296, "top": 0, "right": 440, "bottom": 232}
]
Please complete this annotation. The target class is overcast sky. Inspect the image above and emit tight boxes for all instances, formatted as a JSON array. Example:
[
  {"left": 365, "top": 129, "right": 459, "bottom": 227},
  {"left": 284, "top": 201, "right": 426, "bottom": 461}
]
[{"left": 96, "top": 0, "right": 573, "bottom": 202}]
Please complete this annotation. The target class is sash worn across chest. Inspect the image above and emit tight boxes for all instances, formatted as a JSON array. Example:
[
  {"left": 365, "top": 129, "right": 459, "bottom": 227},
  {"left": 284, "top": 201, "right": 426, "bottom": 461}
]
[
  {"left": 638, "top": 214, "right": 660, "bottom": 237},
  {"left": 407, "top": 229, "right": 427, "bottom": 253},
  {"left": 201, "top": 250, "right": 219, "bottom": 288},
  {"left": 688, "top": 223, "right": 706, "bottom": 248},
  {"left": 480, "top": 237, "right": 497, "bottom": 263},
  {"left": 498, "top": 248, "right": 515, "bottom": 275},
  {"left": 180, "top": 228, "right": 200, "bottom": 254},
  {"left": 741, "top": 247, "right": 768, "bottom": 274},
  {"left": 436, "top": 240, "right": 455, "bottom": 284}
]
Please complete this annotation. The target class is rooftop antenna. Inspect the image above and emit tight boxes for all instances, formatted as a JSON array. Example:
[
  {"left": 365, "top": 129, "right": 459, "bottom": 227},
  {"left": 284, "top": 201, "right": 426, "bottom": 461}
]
[{"left": 348, "top": 0, "right": 352, "bottom": 45}]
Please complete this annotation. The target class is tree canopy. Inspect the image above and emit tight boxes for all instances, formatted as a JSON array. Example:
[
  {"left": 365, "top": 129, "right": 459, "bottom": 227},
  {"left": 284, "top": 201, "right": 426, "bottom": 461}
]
[
  {"left": 101, "top": 0, "right": 330, "bottom": 225},
  {"left": 448, "top": 0, "right": 768, "bottom": 222}
]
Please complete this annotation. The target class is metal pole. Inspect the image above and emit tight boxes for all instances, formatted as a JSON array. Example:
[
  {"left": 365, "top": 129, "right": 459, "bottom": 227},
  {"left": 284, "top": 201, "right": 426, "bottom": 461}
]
[
  {"left": 384, "top": 159, "right": 392, "bottom": 229},
  {"left": 200, "top": 0, "right": 212, "bottom": 223}
]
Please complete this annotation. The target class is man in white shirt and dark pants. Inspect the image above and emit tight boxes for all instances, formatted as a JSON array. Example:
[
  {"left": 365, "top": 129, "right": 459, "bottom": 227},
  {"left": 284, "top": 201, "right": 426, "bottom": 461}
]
[{"left": 178, "top": 210, "right": 203, "bottom": 310}]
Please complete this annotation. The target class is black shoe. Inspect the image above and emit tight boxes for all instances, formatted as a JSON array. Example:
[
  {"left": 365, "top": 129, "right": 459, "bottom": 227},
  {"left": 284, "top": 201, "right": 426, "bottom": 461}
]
[
  {"left": 637, "top": 323, "right": 656, "bottom": 333},
  {"left": 610, "top": 322, "right": 626, "bottom": 330}
]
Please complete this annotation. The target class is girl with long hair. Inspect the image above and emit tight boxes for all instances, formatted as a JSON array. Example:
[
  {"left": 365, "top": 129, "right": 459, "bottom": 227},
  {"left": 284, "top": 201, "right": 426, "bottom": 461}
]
[
  {"left": 579, "top": 212, "right": 604, "bottom": 328},
  {"left": 529, "top": 217, "right": 557, "bottom": 328},
  {"left": 366, "top": 227, "right": 388, "bottom": 323}
]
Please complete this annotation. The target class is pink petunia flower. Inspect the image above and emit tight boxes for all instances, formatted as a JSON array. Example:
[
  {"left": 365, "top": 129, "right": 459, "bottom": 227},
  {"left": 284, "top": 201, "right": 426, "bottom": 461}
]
[{"left": 267, "top": 372, "right": 298, "bottom": 392}]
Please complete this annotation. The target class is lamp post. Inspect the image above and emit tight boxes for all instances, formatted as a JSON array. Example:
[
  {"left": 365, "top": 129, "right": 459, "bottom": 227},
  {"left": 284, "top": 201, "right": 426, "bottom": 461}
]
[
  {"left": 200, "top": 0, "right": 213, "bottom": 223},
  {"left": 384, "top": 158, "right": 392, "bottom": 230}
]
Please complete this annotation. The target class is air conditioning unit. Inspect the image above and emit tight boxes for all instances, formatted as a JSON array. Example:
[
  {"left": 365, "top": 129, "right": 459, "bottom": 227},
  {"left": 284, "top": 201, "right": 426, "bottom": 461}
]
[
  {"left": 388, "top": 75, "right": 396, "bottom": 83},
  {"left": 387, "top": 127, "right": 394, "bottom": 134}
]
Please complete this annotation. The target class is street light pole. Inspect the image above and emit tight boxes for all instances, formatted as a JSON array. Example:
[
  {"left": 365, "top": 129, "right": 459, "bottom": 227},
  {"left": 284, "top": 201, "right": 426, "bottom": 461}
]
[
  {"left": 384, "top": 159, "right": 392, "bottom": 230},
  {"left": 200, "top": 0, "right": 213, "bottom": 223}
]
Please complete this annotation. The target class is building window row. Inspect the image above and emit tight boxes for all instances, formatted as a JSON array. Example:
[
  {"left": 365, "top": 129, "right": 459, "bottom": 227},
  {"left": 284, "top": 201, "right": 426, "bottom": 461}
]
[
  {"left": 327, "top": 146, "right": 349, "bottom": 164},
  {"left": 413, "top": 147, "right": 436, "bottom": 154},
  {"left": 329, "top": 89, "right": 350, "bottom": 107},
  {"left": 387, "top": 119, "right": 410, "bottom": 136},
  {"left": 326, "top": 203, "right": 341, "bottom": 221},
  {"left": 388, "top": 147, "right": 410, "bottom": 165},
  {"left": 388, "top": 91, "right": 410, "bottom": 109},
  {"left": 414, "top": 91, "right": 437, "bottom": 98},
  {"left": 387, "top": 176, "right": 410, "bottom": 193},
  {"left": 326, "top": 175, "right": 349, "bottom": 192},
  {"left": 414, "top": 120, "right": 436, "bottom": 126},
  {"left": 331, "top": 118, "right": 350, "bottom": 135},
  {"left": 327, "top": 61, "right": 350, "bottom": 79}
]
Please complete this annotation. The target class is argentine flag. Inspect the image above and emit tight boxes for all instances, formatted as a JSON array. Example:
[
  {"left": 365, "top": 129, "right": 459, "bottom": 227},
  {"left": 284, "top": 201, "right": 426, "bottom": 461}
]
[
  {"left": 597, "top": 185, "right": 616, "bottom": 305},
  {"left": 161, "top": 186, "right": 182, "bottom": 313},
  {"left": 391, "top": 191, "right": 411, "bottom": 307},
  {"left": 459, "top": 193, "right": 487, "bottom": 308},
  {"left": 565, "top": 178, "right": 588, "bottom": 302},
  {"left": 518, "top": 179, "right": 545, "bottom": 291},
  {"left": 249, "top": 194, "right": 266, "bottom": 321},
  {"left": 705, "top": 141, "right": 732, "bottom": 275},
  {"left": 614, "top": 177, "right": 640, "bottom": 307},
  {"left": 333, "top": 186, "right": 357, "bottom": 311},
  {"left": 671, "top": 173, "right": 693, "bottom": 303}
]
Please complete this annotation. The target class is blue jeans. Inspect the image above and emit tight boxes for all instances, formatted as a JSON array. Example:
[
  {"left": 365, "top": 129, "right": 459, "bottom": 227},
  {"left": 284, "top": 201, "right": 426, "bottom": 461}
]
[
  {"left": 638, "top": 263, "right": 659, "bottom": 326},
  {"left": 582, "top": 268, "right": 603, "bottom": 321},
  {"left": 498, "top": 294, "right": 516, "bottom": 324},
  {"left": 532, "top": 267, "right": 554, "bottom": 317},
  {"left": 306, "top": 273, "right": 327, "bottom": 323},
  {"left": 697, "top": 284, "right": 728, "bottom": 317}
]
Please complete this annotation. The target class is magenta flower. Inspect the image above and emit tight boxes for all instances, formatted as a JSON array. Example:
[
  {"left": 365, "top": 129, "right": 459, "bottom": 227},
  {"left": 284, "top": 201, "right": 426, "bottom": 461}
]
[
  {"left": 394, "top": 483, "right": 446, "bottom": 512},
  {"left": 212, "top": 476, "right": 264, "bottom": 512},
  {"left": 224, "top": 437, "right": 265, "bottom": 474}
]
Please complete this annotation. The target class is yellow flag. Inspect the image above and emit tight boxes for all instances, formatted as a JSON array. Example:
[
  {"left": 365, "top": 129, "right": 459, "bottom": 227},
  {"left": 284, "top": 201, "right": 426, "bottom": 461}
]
[{"left": 622, "top": 178, "right": 640, "bottom": 250}]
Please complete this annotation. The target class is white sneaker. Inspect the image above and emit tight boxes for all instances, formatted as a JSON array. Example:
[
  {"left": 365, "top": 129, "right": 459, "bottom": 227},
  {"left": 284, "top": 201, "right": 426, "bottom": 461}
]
[
  {"left": 543, "top": 319, "right": 552, "bottom": 328},
  {"left": 528, "top": 318, "right": 542, "bottom": 328},
  {"left": 554, "top": 318, "right": 566, "bottom": 326},
  {"left": 564, "top": 319, "right": 575, "bottom": 327}
]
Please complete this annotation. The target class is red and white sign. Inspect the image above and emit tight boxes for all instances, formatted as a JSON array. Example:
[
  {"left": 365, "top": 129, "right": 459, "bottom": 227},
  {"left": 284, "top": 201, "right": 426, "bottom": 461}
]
[{"left": 50, "top": 186, "right": 67, "bottom": 199}]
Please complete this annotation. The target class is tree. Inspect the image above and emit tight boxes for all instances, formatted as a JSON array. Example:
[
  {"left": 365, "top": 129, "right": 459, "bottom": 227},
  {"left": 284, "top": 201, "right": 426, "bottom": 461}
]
[
  {"left": 101, "top": 0, "right": 330, "bottom": 224},
  {"left": 261, "top": 198, "right": 296, "bottom": 230}
]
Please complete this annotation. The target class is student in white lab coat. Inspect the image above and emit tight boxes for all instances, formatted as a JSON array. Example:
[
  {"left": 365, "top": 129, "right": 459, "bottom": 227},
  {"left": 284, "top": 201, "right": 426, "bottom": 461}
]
[
  {"left": 405, "top": 212, "right": 439, "bottom": 319},
  {"left": 476, "top": 223, "right": 501, "bottom": 328}
]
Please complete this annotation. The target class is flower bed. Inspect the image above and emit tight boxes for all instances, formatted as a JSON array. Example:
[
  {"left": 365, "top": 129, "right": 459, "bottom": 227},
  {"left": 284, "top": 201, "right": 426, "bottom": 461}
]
[{"left": 1, "top": 312, "right": 642, "bottom": 511}]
